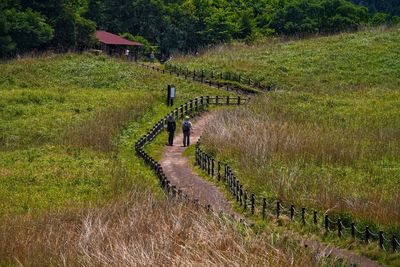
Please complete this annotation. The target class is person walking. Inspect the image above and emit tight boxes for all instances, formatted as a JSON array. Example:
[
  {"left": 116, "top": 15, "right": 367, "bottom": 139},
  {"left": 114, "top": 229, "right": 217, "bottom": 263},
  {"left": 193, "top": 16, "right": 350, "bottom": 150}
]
[
  {"left": 166, "top": 114, "right": 176, "bottom": 146},
  {"left": 125, "top": 49, "right": 130, "bottom": 60},
  {"left": 182, "top": 116, "right": 192, "bottom": 147}
]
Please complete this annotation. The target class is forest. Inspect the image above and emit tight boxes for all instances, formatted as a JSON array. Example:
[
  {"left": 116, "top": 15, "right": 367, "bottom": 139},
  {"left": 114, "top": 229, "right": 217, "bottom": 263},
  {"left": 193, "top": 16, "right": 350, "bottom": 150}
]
[{"left": 1, "top": 0, "right": 399, "bottom": 57}]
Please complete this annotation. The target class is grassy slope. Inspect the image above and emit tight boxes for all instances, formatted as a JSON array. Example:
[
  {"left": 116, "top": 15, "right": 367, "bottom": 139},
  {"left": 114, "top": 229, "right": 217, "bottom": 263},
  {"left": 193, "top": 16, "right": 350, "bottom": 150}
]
[
  {"left": 0, "top": 54, "right": 322, "bottom": 266},
  {"left": 0, "top": 53, "right": 224, "bottom": 216},
  {"left": 175, "top": 28, "right": 400, "bottom": 237},
  {"left": 175, "top": 27, "right": 400, "bottom": 92}
]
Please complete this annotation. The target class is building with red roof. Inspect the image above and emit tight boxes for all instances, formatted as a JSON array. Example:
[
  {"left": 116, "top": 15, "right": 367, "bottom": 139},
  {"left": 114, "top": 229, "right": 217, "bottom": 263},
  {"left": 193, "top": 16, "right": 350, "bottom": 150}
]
[{"left": 95, "top": 30, "right": 143, "bottom": 60}]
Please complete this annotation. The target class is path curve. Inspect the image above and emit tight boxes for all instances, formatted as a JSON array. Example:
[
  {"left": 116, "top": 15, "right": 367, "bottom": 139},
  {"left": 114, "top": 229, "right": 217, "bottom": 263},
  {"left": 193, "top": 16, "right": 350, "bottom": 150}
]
[
  {"left": 160, "top": 113, "right": 233, "bottom": 214},
  {"left": 159, "top": 111, "right": 382, "bottom": 267}
]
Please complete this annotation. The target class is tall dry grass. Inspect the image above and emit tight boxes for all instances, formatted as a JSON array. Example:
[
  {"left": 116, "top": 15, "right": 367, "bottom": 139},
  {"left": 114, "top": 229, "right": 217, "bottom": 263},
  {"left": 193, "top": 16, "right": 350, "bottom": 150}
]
[
  {"left": 64, "top": 96, "right": 153, "bottom": 152},
  {"left": 0, "top": 190, "right": 326, "bottom": 266},
  {"left": 202, "top": 107, "right": 400, "bottom": 226}
]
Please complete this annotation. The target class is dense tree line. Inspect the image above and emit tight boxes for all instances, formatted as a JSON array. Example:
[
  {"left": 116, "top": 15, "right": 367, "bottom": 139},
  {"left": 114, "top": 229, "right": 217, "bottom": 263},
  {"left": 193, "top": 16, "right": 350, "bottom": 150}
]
[
  {"left": 1, "top": 0, "right": 399, "bottom": 57},
  {"left": 350, "top": 0, "right": 400, "bottom": 16},
  {"left": 0, "top": 0, "right": 95, "bottom": 57}
]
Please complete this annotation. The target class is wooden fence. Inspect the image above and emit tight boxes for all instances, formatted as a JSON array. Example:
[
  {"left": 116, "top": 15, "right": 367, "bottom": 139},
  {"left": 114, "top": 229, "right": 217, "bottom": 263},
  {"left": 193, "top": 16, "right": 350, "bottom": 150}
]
[
  {"left": 134, "top": 59, "right": 399, "bottom": 255},
  {"left": 195, "top": 143, "right": 400, "bottom": 253},
  {"left": 134, "top": 95, "right": 246, "bottom": 211},
  {"left": 164, "top": 63, "right": 274, "bottom": 92},
  {"left": 137, "top": 62, "right": 259, "bottom": 95}
]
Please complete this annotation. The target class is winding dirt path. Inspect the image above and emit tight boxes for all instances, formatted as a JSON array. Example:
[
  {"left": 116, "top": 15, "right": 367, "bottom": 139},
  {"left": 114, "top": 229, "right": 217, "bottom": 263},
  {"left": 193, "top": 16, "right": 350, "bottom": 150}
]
[
  {"left": 160, "top": 113, "right": 233, "bottom": 214},
  {"left": 159, "top": 111, "right": 382, "bottom": 267}
]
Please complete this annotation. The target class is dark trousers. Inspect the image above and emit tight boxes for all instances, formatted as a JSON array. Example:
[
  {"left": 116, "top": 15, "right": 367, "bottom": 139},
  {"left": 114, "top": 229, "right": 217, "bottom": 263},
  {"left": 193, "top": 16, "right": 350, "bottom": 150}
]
[
  {"left": 168, "top": 131, "right": 174, "bottom": 145},
  {"left": 183, "top": 131, "right": 190, "bottom": 147}
]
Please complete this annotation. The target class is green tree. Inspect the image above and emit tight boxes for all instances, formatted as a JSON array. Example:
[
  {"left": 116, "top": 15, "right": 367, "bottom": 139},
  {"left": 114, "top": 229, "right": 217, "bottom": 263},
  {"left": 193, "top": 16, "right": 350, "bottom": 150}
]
[
  {"left": 0, "top": 9, "right": 15, "bottom": 57},
  {"left": 119, "top": 32, "right": 157, "bottom": 54},
  {"left": 75, "top": 14, "right": 96, "bottom": 49},
  {"left": 5, "top": 9, "right": 53, "bottom": 52},
  {"left": 203, "top": 8, "right": 239, "bottom": 44},
  {"left": 53, "top": 9, "right": 76, "bottom": 49},
  {"left": 85, "top": 0, "right": 105, "bottom": 26}
]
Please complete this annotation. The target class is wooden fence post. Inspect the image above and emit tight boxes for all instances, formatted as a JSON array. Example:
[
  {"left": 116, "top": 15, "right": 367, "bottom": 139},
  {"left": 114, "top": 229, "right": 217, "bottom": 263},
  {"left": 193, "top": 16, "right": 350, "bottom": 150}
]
[
  {"left": 211, "top": 158, "right": 215, "bottom": 177},
  {"left": 195, "top": 147, "right": 198, "bottom": 165},
  {"left": 313, "top": 210, "right": 317, "bottom": 225},
  {"left": 236, "top": 182, "right": 240, "bottom": 202},
  {"left": 365, "top": 226, "right": 370, "bottom": 244},
  {"left": 290, "top": 205, "right": 295, "bottom": 221},
  {"left": 276, "top": 201, "right": 280, "bottom": 218},
  {"left": 379, "top": 231, "right": 384, "bottom": 249},
  {"left": 351, "top": 223, "right": 355, "bottom": 238},
  {"left": 243, "top": 191, "right": 248, "bottom": 210},
  {"left": 262, "top": 198, "right": 266, "bottom": 220},
  {"left": 207, "top": 156, "right": 211, "bottom": 175},
  {"left": 392, "top": 236, "right": 397, "bottom": 252},
  {"left": 217, "top": 161, "right": 221, "bottom": 181},
  {"left": 325, "top": 215, "right": 329, "bottom": 231},
  {"left": 251, "top": 194, "right": 255, "bottom": 215},
  {"left": 238, "top": 186, "right": 242, "bottom": 205}
]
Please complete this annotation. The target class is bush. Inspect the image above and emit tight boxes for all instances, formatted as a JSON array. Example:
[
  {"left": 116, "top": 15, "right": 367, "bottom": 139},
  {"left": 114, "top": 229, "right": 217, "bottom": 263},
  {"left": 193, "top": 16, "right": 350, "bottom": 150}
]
[{"left": 3, "top": 8, "right": 53, "bottom": 53}]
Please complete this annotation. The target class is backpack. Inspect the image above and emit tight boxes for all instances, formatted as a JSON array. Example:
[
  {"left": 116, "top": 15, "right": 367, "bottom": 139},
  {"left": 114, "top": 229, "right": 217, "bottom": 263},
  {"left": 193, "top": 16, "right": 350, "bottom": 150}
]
[{"left": 182, "top": 121, "right": 191, "bottom": 131}]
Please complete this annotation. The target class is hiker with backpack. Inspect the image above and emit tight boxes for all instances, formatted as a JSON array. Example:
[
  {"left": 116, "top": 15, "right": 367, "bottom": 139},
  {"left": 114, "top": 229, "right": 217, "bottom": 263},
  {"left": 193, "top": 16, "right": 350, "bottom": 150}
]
[
  {"left": 182, "top": 116, "right": 192, "bottom": 147},
  {"left": 166, "top": 114, "right": 176, "bottom": 146}
]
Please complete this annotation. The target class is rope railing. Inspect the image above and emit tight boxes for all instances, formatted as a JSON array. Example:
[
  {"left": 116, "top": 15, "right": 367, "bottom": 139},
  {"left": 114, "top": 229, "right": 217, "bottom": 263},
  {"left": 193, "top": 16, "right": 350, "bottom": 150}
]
[{"left": 195, "top": 144, "right": 400, "bottom": 253}]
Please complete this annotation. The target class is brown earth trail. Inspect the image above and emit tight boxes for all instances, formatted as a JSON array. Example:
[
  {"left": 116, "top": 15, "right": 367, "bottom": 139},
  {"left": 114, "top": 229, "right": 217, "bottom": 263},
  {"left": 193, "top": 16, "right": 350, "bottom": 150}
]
[
  {"left": 160, "top": 113, "right": 233, "bottom": 214},
  {"left": 158, "top": 110, "right": 382, "bottom": 267}
]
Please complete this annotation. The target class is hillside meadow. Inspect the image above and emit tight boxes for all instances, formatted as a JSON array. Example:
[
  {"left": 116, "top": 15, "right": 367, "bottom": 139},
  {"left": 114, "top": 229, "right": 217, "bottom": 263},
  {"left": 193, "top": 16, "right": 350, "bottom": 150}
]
[
  {"left": 0, "top": 52, "right": 227, "bottom": 216},
  {"left": 0, "top": 53, "right": 324, "bottom": 265},
  {"left": 174, "top": 26, "right": 400, "bottom": 92},
  {"left": 176, "top": 27, "right": 400, "bottom": 232}
]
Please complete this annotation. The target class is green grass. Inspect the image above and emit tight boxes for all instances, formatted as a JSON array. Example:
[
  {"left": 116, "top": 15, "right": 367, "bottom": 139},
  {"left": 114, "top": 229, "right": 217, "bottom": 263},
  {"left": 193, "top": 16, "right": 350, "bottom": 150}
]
[
  {"left": 174, "top": 26, "right": 400, "bottom": 92},
  {"left": 173, "top": 27, "right": 400, "bottom": 260},
  {"left": 0, "top": 53, "right": 225, "bottom": 216}
]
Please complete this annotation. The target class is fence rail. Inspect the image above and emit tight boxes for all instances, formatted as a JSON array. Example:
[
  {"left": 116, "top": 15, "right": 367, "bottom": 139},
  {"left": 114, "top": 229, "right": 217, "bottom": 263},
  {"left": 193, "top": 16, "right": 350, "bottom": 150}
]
[
  {"left": 134, "top": 95, "right": 246, "bottom": 211},
  {"left": 164, "top": 63, "right": 273, "bottom": 92},
  {"left": 195, "top": 144, "right": 400, "bottom": 253},
  {"left": 137, "top": 62, "right": 259, "bottom": 95}
]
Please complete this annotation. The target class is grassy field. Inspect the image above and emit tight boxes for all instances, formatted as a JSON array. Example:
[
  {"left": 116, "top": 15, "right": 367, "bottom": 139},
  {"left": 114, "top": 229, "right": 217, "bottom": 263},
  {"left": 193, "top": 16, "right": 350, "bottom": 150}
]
[
  {"left": 175, "top": 27, "right": 400, "bottom": 233},
  {"left": 0, "top": 53, "right": 228, "bottom": 216},
  {"left": 174, "top": 26, "right": 400, "bottom": 92},
  {"left": 0, "top": 53, "right": 325, "bottom": 265}
]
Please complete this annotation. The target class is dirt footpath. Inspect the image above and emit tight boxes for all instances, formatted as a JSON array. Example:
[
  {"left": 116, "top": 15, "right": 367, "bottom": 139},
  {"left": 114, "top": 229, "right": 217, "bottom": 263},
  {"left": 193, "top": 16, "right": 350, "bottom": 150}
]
[
  {"left": 159, "top": 111, "right": 382, "bottom": 267},
  {"left": 160, "top": 113, "right": 233, "bottom": 214}
]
